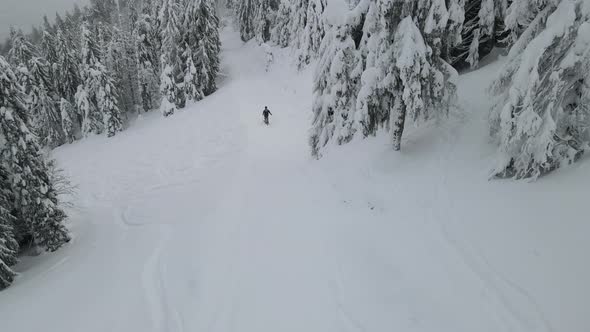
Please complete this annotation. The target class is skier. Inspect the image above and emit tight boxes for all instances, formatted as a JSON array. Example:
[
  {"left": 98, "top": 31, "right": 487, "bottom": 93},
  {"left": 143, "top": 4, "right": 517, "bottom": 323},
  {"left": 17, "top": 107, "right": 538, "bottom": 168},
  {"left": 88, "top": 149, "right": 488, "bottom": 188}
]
[{"left": 262, "top": 106, "right": 272, "bottom": 125}]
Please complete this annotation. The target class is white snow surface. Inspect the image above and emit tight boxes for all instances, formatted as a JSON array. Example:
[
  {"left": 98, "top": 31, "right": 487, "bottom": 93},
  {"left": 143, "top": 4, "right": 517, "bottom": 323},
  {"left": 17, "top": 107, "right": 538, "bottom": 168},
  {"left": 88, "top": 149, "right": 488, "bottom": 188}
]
[
  {"left": 324, "top": 0, "right": 351, "bottom": 26},
  {"left": 1, "top": 25, "right": 589, "bottom": 332}
]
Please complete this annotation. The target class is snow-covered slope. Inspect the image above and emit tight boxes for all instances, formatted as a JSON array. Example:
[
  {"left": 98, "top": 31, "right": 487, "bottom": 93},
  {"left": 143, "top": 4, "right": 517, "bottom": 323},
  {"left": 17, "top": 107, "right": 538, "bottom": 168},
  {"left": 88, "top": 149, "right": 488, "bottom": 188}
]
[{"left": 0, "top": 25, "right": 588, "bottom": 332}]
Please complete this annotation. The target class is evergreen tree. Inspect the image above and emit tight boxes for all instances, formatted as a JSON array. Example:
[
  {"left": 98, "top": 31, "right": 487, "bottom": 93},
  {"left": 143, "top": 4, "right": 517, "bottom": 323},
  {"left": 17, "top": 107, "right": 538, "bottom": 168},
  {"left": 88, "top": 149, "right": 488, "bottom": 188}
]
[
  {"left": 272, "top": 0, "right": 293, "bottom": 47},
  {"left": 40, "top": 31, "right": 59, "bottom": 68},
  {"left": 182, "top": 45, "right": 204, "bottom": 102},
  {"left": 0, "top": 56, "right": 70, "bottom": 251},
  {"left": 43, "top": 15, "right": 57, "bottom": 35},
  {"left": 98, "top": 71, "right": 124, "bottom": 137},
  {"left": 310, "top": 25, "right": 360, "bottom": 157},
  {"left": 183, "top": 0, "right": 207, "bottom": 102},
  {"left": 135, "top": 7, "right": 161, "bottom": 112},
  {"left": 55, "top": 29, "right": 82, "bottom": 103},
  {"left": 78, "top": 22, "right": 104, "bottom": 135},
  {"left": 0, "top": 164, "right": 18, "bottom": 291},
  {"left": 60, "top": 98, "right": 76, "bottom": 143},
  {"left": 489, "top": 0, "right": 590, "bottom": 179},
  {"left": 237, "top": 0, "right": 257, "bottom": 42},
  {"left": 449, "top": 0, "right": 509, "bottom": 68},
  {"left": 198, "top": 0, "right": 221, "bottom": 95},
  {"left": 158, "top": 0, "right": 184, "bottom": 116},
  {"left": 183, "top": 0, "right": 221, "bottom": 97},
  {"left": 297, "top": 0, "right": 326, "bottom": 67},
  {"left": 311, "top": 0, "right": 458, "bottom": 156},
  {"left": 106, "top": 27, "right": 138, "bottom": 114},
  {"left": 236, "top": 0, "right": 280, "bottom": 43},
  {"left": 90, "top": 0, "right": 119, "bottom": 25},
  {"left": 77, "top": 21, "right": 123, "bottom": 136},
  {"left": 270, "top": 0, "right": 326, "bottom": 67},
  {"left": 7, "top": 29, "right": 37, "bottom": 68},
  {"left": 254, "top": 0, "right": 278, "bottom": 42},
  {"left": 7, "top": 30, "right": 37, "bottom": 89},
  {"left": 28, "top": 57, "right": 65, "bottom": 147}
]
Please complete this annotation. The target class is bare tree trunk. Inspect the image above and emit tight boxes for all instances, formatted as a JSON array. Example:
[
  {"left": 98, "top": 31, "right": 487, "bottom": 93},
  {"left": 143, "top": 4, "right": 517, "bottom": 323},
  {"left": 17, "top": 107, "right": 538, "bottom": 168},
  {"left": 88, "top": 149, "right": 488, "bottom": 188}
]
[{"left": 392, "top": 103, "right": 406, "bottom": 151}]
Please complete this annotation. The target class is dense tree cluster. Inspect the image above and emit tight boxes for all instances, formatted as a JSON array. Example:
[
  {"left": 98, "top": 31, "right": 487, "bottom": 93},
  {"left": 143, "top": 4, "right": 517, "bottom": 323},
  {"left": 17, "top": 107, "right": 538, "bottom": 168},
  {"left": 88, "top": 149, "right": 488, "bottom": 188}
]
[
  {"left": 0, "top": 0, "right": 221, "bottom": 290},
  {"left": 4, "top": 0, "right": 221, "bottom": 144},
  {"left": 0, "top": 57, "right": 70, "bottom": 290},
  {"left": 229, "top": 0, "right": 589, "bottom": 178},
  {"left": 310, "top": 0, "right": 460, "bottom": 156}
]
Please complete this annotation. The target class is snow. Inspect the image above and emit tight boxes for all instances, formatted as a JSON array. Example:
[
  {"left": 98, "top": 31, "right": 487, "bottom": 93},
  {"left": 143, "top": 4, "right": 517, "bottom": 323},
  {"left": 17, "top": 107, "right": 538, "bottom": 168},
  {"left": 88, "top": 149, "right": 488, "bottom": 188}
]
[
  {"left": 1, "top": 24, "right": 589, "bottom": 332},
  {"left": 324, "top": 0, "right": 351, "bottom": 26}
]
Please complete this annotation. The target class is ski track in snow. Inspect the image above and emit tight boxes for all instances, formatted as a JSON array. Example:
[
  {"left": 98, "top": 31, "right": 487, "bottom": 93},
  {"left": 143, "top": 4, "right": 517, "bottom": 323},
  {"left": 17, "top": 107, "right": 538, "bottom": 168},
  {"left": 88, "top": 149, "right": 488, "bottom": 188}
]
[{"left": 0, "top": 25, "right": 588, "bottom": 332}]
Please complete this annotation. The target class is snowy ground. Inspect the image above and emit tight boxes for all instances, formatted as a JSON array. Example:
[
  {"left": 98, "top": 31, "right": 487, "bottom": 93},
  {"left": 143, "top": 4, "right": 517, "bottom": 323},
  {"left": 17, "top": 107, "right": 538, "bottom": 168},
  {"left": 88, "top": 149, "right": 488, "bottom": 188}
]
[{"left": 1, "top": 25, "right": 589, "bottom": 332}]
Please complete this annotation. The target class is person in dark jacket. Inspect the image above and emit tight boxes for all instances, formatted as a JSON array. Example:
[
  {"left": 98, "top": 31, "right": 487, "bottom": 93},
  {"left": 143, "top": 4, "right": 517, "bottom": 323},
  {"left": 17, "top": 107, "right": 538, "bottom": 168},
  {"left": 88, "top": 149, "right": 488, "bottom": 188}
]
[{"left": 262, "top": 106, "right": 272, "bottom": 125}]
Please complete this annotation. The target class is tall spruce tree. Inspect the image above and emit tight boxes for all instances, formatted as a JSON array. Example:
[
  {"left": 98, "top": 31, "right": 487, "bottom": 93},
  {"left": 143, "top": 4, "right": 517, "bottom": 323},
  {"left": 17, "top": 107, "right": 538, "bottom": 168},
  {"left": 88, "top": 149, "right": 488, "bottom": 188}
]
[
  {"left": 7, "top": 30, "right": 37, "bottom": 68},
  {"left": 489, "top": 0, "right": 590, "bottom": 179},
  {"left": 0, "top": 163, "right": 18, "bottom": 290},
  {"left": 198, "top": 0, "right": 221, "bottom": 95},
  {"left": 0, "top": 56, "right": 70, "bottom": 251},
  {"left": 238, "top": 0, "right": 257, "bottom": 42},
  {"left": 135, "top": 6, "right": 161, "bottom": 112},
  {"left": 310, "top": 25, "right": 360, "bottom": 157},
  {"left": 158, "top": 0, "right": 184, "bottom": 116},
  {"left": 28, "top": 57, "right": 65, "bottom": 147},
  {"left": 55, "top": 29, "right": 82, "bottom": 103},
  {"left": 77, "top": 22, "right": 104, "bottom": 135},
  {"left": 77, "top": 21, "right": 123, "bottom": 137}
]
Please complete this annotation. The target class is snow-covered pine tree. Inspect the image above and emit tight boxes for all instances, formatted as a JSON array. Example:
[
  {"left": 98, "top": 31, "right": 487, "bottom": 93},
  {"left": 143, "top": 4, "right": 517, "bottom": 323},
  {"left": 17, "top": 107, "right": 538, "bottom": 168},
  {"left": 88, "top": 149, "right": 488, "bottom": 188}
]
[
  {"left": 7, "top": 29, "right": 37, "bottom": 68},
  {"left": 159, "top": 0, "right": 184, "bottom": 116},
  {"left": 503, "top": 0, "right": 546, "bottom": 44},
  {"left": 40, "top": 31, "right": 59, "bottom": 71},
  {"left": 159, "top": 64, "right": 178, "bottom": 116},
  {"left": 237, "top": 0, "right": 257, "bottom": 41},
  {"left": 77, "top": 21, "right": 104, "bottom": 135},
  {"left": 273, "top": 0, "right": 327, "bottom": 67},
  {"left": 55, "top": 13, "right": 66, "bottom": 30},
  {"left": 89, "top": 0, "right": 119, "bottom": 25},
  {"left": 449, "top": 0, "right": 509, "bottom": 68},
  {"left": 182, "top": 45, "right": 204, "bottom": 102},
  {"left": 106, "top": 27, "right": 138, "bottom": 114},
  {"left": 310, "top": 25, "right": 360, "bottom": 157},
  {"left": 55, "top": 28, "right": 82, "bottom": 104},
  {"left": 489, "top": 0, "right": 590, "bottom": 179},
  {"left": 272, "top": 0, "right": 294, "bottom": 47},
  {"left": 311, "top": 0, "right": 458, "bottom": 156},
  {"left": 0, "top": 164, "right": 18, "bottom": 290},
  {"left": 60, "top": 98, "right": 76, "bottom": 143},
  {"left": 254, "top": 0, "right": 279, "bottom": 42},
  {"left": 28, "top": 57, "right": 65, "bottom": 147},
  {"left": 197, "top": 0, "right": 221, "bottom": 96},
  {"left": 97, "top": 69, "right": 124, "bottom": 137},
  {"left": 63, "top": 5, "right": 85, "bottom": 50},
  {"left": 78, "top": 21, "right": 124, "bottom": 137},
  {"left": 390, "top": 17, "right": 434, "bottom": 150},
  {"left": 296, "top": 0, "right": 327, "bottom": 67},
  {"left": 440, "top": 0, "right": 465, "bottom": 63},
  {"left": 0, "top": 56, "right": 70, "bottom": 251},
  {"left": 182, "top": 0, "right": 206, "bottom": 102},
  {"left": 42, "top": 15, "right": 57, "bottom": 35},
  {"left": 135, "top": 6, "right": 161, "bottom": 112},
  {"left": 7, "top": 30, "right": 38, "bottom": 88}
]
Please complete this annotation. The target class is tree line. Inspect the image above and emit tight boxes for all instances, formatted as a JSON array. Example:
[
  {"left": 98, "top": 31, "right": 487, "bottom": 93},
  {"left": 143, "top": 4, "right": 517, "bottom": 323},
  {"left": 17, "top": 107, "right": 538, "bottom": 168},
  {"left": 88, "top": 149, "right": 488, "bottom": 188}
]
[{"left": 0, "top": 0, "right": 221, "bottom": 290}]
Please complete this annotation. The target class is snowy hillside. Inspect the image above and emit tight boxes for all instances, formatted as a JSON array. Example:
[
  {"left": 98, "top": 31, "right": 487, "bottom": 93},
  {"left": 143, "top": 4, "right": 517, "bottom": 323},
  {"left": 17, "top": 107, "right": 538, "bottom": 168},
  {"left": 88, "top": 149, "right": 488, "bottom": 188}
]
[{"left": 1, "top": 24, "right": 589, "bottom": 332}]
